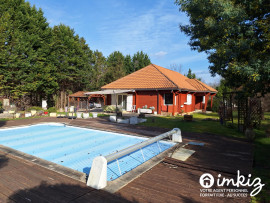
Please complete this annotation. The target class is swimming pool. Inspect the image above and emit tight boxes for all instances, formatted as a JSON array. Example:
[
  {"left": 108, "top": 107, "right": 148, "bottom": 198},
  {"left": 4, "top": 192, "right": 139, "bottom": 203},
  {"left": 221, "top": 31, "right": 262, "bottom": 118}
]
[{"left": 0, "top": 123, "right": 174, "bottom": 180}]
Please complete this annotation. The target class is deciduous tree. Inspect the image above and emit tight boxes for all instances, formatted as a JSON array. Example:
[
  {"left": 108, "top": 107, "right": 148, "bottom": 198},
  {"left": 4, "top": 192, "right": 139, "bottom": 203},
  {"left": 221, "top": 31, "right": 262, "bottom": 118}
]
[{"left": 175, "top": 0, "right": 270, "bottom": 95}]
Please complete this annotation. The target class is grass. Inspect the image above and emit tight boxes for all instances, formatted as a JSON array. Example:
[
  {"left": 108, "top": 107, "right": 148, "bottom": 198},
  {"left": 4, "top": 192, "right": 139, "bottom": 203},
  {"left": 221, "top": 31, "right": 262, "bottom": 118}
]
[
  {"left": 140, "top": 112, "right": 270, "bottom": 202},
  {"left": 140, "top": 112, "right": 244, "bottom": 138},
  {"left": 252, "top": 112, "right": 270, "bottom": 202},
  {"left": 97, "top": 113, "right": 110, "bottom": 117},
  {"left": 0, "top": 115, "right": 46, "bottom": 121},
  {"left": 0, "top": 112, "right": 109, "bottom": 121}
]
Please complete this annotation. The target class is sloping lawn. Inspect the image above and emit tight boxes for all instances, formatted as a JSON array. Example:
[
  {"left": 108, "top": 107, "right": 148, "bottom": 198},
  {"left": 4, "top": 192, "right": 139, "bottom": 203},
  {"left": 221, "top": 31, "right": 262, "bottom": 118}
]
[{"left": 140, "top": 112, "right": 270, "bottom": 202}]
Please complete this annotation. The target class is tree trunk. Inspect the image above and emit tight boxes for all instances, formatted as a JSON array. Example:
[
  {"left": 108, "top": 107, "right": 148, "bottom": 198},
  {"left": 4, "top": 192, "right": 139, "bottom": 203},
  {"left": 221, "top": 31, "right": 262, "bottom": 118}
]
[
  {"left": 64, "top": 92, "right": 67, "bottom": 108},
  {"left": 60, "top": 91, "right": 63, "bottom": 110}
]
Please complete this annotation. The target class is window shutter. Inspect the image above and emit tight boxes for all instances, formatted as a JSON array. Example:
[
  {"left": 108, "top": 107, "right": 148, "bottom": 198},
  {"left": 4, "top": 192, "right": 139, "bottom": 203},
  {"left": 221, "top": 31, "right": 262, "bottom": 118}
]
[{"left": 187, "top": 94, "right": 192, "bottom": 105}]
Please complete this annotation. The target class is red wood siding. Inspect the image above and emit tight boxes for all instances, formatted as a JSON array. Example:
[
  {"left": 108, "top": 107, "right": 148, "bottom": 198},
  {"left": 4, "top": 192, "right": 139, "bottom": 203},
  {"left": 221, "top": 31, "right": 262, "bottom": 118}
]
[
  {"left": 158, "top": 92, "right": 162, "bottom": 114},
  {"left": 134, "top": 90, "right": 214, "bottom": 114},
  {"left": 136, "top": 91, "right": 158, "bottom": 110},
  {"left": 106, "top": 95, "right": 111, "bottom": 105},
  {"left": 204, "top": 93, "right": 210, "bottom": 110}
]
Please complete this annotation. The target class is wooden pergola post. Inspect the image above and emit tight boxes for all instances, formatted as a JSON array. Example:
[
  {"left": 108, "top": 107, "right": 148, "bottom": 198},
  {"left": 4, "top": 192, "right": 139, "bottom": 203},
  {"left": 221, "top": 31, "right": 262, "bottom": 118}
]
[
  {"left": 210, "top": 93, "right": 216, "bottom": 108},
  {"left": 87, "top": 97, "right": 89, "bottom": 112},
  {"left": 77, "top": 97, "right": 80, "bottom": 111},
  {"left": 204, "top": 93, "right": 210, "bottom": 111},
  {"left": 157, "top": 91, "right": 160, "bottom": 114},
  {"left": 172, "top": 91, "right": 175, "bottom": 116},
  {"left": 135, "top": 91, "right": 138, "bottom": 111}
]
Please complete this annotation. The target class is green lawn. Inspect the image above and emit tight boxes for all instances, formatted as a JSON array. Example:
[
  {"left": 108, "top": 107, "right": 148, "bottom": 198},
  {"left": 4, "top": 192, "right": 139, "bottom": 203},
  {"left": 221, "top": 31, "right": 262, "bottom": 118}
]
[
  {"left": 252, "top": 112, "right": 270, "bottom": 202},
  {"left": 0, "top": 115, "right": 45, "bottom": 121},
  {"left": 0, "top": 112, "right": 109, "bottom": 122},
  {"left": 140, "top": 112, "right": 270, "bottom": 202},
  {"left": 140, "top": 112, "right": 244, "bottom": 138}
]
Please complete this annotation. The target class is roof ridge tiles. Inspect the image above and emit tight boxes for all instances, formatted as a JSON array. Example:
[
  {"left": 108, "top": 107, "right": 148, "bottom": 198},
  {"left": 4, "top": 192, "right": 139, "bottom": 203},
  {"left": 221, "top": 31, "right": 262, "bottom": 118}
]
[
  {"left": 101, "top": 64, "right": 217, "bottom": 92},
  {"left": 193, "top": 79, "right": 217, "bottom": 92},
  {"left": 193, "top": 79, "right": 210, "bottom": 91},
  {"left": 151, "top": 64, "right": 178, "bottom": 89}
]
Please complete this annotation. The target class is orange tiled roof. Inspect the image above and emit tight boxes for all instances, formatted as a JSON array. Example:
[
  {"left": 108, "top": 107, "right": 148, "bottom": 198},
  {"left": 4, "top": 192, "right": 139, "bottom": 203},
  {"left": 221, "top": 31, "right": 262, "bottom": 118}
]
[
  {"left": 187, "top": 79, "right": 217, "bottom": 92},
  {"left": 102, "top": 64, "right": 217, "bottom": 92},
  {"left": 69, "top": 91, "right": 88, "bottom": 97}
]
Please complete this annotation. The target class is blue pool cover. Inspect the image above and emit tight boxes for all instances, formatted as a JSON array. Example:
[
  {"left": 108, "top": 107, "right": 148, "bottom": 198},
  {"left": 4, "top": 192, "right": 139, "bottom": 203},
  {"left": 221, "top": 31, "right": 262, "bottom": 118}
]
[{"left": 0, "top": 123, "right": 175, "bottom": 180}]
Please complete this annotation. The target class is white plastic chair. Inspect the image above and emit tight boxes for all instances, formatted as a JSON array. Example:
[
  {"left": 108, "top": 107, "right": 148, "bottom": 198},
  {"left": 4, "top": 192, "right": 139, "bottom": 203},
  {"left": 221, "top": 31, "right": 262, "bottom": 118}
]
[{"left": 132, "top": 105, "right": 136, "bottom": 113}]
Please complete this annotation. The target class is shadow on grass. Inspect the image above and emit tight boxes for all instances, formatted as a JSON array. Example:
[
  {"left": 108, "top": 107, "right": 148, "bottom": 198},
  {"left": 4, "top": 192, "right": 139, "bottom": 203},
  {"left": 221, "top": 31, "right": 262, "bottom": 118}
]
[
  {"left": 253, "top": 137, "right": 270, "bottom": 202},
  {"left": 8, "top": 181, "right": 133, "bottom": 203}
]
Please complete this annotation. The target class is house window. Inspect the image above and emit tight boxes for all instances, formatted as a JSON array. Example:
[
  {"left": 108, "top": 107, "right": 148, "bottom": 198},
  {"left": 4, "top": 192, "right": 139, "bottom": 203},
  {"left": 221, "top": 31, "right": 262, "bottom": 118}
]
[
  {"left": 164, "top": 93, "right": 173, "bottom": 105},
  {"left": 185, "top": 94, "right": 192, "bottom": 105}
]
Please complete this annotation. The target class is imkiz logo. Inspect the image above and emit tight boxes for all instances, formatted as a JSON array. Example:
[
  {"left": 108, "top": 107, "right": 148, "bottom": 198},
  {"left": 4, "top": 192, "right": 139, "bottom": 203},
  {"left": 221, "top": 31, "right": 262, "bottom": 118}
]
[
  {"left": 200, "top": 173, "right": 214, "bottom": 188},
  {"left": 199, "top": 170, "right": 265, "bottom": 196}
]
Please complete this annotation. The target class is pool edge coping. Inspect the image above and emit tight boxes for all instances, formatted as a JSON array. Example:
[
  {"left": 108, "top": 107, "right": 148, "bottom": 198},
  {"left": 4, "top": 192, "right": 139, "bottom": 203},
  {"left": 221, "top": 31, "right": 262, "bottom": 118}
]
[
  {"left": 0, "top": 121, "right": 184, "bottom": 193},
  {"left": 105, "top": 142, "right": 186, "bottom": 193},
  {"left": 0, "top": 144, "right": 87, "bottom": 183}
]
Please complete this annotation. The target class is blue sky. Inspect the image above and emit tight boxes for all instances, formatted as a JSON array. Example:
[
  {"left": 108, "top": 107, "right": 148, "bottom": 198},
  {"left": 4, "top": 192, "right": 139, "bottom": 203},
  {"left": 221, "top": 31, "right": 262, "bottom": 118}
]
[{"left": 27, "top": 0, "right": 220, "bottom": 84}]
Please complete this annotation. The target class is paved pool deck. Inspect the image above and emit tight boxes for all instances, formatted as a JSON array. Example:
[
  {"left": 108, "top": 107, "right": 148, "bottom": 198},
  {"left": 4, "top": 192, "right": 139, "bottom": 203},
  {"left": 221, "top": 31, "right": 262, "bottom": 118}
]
[{"left": 0, "top": 117, "right": 253, "bottom": 202}]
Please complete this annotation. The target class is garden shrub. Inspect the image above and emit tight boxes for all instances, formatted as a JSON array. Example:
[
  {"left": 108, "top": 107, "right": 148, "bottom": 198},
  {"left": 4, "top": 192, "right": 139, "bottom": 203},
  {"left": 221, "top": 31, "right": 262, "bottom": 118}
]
[
  {"left": 206, "top": 98, "right": 221, "bottom": 112},
  {"left": 27, "top": 106, "right": 43, "bottom": 111},
  {"left": 103, "top": 105, "right": 122, "bottom": 112},
  {"left": 47, "top": 107, "right": 57, "bottom": 113}
]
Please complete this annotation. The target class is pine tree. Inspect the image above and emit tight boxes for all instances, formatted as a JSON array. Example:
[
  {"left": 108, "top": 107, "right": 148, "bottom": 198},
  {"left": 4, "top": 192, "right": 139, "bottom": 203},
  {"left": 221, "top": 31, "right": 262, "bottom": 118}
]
[
  {"left": 105, "top": 51, "right": 126, "bottom": 83},
  {"left": 132, "top": 51, "right": 151, "bottom": 72},
  {"left": 89, "top": 50, "right": 107, "bottom": 90},
  {"left": 0, "top": 0, "right": 55, "bottom": 106},
  {"left": 50, "top": 24, "right": 93, "bottom": 109},
  {"left": 186, "top": 68, "right": 201, "bottom": 80},
  {"left": 124, "top": 55, "right": 133, "bottom": 74}
]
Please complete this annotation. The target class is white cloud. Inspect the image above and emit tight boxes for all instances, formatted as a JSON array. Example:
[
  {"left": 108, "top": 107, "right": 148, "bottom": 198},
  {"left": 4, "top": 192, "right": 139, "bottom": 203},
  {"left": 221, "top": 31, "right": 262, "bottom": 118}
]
[
  {"left": 95, "top": 0, "right": 188, "bottom": 56},
  {"left": 153, "top": 51, "right": 168, "bottom": 58}
]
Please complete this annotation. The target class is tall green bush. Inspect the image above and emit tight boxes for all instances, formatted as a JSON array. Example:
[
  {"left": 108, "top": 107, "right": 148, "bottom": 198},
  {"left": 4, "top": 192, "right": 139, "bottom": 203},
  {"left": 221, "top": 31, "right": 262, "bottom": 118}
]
[{"left": 206, "top": 98, "right": 221, "bottom": 112}]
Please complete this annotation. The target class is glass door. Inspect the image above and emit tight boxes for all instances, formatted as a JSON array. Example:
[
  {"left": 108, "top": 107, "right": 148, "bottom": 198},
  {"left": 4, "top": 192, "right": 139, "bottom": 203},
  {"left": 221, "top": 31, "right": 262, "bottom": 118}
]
[
  {"left": 117, "top": 95, "right": 122, "bottom": 107},
  {"left": 117, "top": 95, "right": 127, "bottom": 110},
  {"left": 123, "top": 95, "right": 127, "bottom": 110}
]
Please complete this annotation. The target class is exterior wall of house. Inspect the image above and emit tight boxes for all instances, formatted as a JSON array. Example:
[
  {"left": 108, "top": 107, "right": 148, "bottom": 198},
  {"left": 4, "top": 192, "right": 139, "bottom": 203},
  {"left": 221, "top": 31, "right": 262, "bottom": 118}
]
[
  {"left": 108, "top": 90, "right": 210, "bottom": 114},
  {"left": 135, "top": 90, "right": 200, "bottom": 114},
  {"left": 109, "top": 93, "right": 133, "bottom": 111},
  {"left": 136, "top": 91, "right": 158, "bottom": 110},
  {"left": 106, "top": 95, "right": 111, "bottom": 105},
  {"left": 111, "top": 94, "right": 116, "bottom": 105}
]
